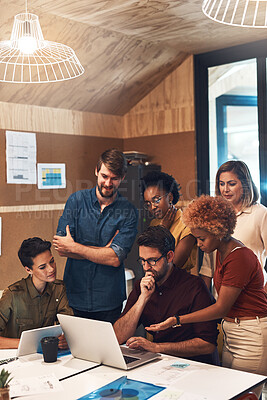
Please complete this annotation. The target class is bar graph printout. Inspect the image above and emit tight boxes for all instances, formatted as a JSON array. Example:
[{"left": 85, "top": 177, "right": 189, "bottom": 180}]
[{"left": 6, "top": 131, "right": 36, "bottom": 184}]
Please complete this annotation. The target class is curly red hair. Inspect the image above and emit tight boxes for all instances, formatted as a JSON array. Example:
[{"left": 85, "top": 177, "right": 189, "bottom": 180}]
[{"left": 183, "top": 195, "right": 236, "bottom": 239}]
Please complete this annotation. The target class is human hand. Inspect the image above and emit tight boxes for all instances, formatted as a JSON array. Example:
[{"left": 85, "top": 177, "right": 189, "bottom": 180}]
[
  {"left": 126, "top": 336, "right": 158, "bottom": 352},
  {"left": 53, "top": 225, "right": 75, "bottom": 256},
  {"left": 58, "top": 334, "right": 69, "bottom": 350},
  {"left": 146, "top": 316, "right": 176, "bottom": 332},
  {"left": 140, "top": 272, "right": 155, "bottom": 298},
  {"left": 161, "top": 205, "right": 177, "bottom": 229}
]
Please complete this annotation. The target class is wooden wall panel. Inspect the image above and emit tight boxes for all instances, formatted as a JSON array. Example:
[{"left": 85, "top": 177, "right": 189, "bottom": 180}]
[
  {"left": 0, "top": 102, "right": 123, "bottom": 137},
  {"left": 124, "top": 131, "right": 197, "bottom": 201},
  {"left": 123, "top": 56, "right": 194, "bottom": 137}
]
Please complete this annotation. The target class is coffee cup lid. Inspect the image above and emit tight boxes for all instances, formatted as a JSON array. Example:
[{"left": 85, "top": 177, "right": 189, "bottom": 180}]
[{"left": 41, "top": 336, "right": 59, "bottom": 343}]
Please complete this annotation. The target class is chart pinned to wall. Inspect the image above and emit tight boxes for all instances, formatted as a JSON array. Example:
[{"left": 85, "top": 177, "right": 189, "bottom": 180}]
[
  {"left": 6, "top": 131, "right": 37, "bottom": 184},
  {"left": 37, "top": 163, "right": 66, "bottom": 189}
]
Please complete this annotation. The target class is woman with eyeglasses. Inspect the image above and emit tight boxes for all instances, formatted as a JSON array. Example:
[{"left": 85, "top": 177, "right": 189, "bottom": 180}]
[
  {"left": 199, "top": 160, "right": 267, "bottom": 292},
  {"left": 142, "top": 171, "right": 196, "bottom": 271},
  {"left": 147, "top": 195, "right": 267, "bottom": 398}
]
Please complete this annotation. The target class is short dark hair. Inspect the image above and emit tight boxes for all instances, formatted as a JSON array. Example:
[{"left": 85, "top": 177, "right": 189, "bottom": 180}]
[
  {"left": 215, "top": 160, "right": 259, "bottom": 209},
  {"left": 137, "top": 226, "right": 175, "bottom": 255},
  {"left": 18, "top": 237, "right": 52, "bottom": 269},
  {"left": 141, "top": 171, "right": 180, "bottom": 204},
  {"left": 96, "top": 149, "right": 127, "bottom": 178}
]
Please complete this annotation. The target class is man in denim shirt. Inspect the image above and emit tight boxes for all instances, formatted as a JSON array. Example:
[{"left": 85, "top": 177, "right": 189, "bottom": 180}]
[{"left": 53, "top": 149, "right": 138, "bottom": 324}]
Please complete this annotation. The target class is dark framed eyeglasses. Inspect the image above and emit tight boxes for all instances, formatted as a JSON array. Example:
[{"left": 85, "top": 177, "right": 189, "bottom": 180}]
[
  {"left": 137, "top": 254, "right": 165, "bottom": 267},
  {"left": 143, "top": 193, "right": 169, "bottom": 210}
]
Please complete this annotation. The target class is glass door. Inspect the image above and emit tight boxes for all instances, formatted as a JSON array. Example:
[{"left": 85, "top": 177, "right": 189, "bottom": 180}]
[{"left": 208, "top": 59, "right": 260, "bottom": 194}]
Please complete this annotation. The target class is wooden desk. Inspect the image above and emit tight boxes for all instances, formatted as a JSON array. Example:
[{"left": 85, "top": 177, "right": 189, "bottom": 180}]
[{"left": 1, "top": 351, "right": 266, "bottom": 400}]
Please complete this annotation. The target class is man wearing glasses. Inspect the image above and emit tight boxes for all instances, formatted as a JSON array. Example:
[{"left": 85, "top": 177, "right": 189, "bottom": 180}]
[{"left": 114, "top": 226, "right": 219, "bottom": 365}]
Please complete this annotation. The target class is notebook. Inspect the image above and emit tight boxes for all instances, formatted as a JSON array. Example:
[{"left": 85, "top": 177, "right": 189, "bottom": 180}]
[{"left": 57, "top": 314, "right": 161, "bottom": 370}]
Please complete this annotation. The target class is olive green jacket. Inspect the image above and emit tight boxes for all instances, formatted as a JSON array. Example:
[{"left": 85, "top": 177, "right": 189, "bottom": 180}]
[{"left": 0, "top": 276, "right": 73, "bottom": 338}]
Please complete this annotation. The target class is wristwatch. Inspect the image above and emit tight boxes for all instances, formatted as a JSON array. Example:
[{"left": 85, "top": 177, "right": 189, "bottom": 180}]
[{"left": 172, "top": 314, "right": 182, "bottom": 328}]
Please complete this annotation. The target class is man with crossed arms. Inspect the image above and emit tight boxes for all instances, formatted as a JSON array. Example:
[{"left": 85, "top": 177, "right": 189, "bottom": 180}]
[{"left": 53, "top": 149, "right": 138, "bottom": 324}]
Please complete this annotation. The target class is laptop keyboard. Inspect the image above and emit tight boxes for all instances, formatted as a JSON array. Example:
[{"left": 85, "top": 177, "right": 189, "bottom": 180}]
[
  {"left": 0, "top": 357, "right": 18, "bottom": 365},
  {"left": 123, "top": 355, "right": 139, "bottom": 364}
]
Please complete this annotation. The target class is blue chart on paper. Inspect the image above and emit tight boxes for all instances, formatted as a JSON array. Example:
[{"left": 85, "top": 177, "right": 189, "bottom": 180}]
[
  {"left": 42, "top": 169, "right": 62, "bottom": 186},
  {"left": 77, "top": 376, "right": 166, "bottom": 400}
]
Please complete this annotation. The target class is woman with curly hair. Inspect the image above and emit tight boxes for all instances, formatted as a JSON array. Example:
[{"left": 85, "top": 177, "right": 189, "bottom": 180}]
[
  {"left": 200, "top": 160, "right": 267, "bottom": 291},
  {"left": 141, "top": 171, "right": 196, "bottom": 271},
  {"left": 147, "top": 195, "right": 267, "bottom": 394}
]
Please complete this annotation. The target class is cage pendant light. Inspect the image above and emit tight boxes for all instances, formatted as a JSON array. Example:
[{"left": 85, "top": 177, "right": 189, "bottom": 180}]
[
  {"left": 202, "top": 0, "right": 267, "bottom": 27},
  {"left": 0, "top": 11, "right": 84, "bottom": 83}
]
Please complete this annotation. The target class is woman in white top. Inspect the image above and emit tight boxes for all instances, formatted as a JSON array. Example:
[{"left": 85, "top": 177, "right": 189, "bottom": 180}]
[{"left": 200, "top": 160, "right": 267, "bottom": 292}]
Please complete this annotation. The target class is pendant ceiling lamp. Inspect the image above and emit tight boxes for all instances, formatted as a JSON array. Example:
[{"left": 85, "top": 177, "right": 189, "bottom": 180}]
[
  {"left": 202, "top": 0, "right": 267, "bottom": 27},
  {"left": 0, "top": 5, "right": 84, "bottom": 83}
]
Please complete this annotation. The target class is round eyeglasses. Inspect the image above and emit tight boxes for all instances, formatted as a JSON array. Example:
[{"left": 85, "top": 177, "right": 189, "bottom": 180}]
[
  {"left": 137, "top": 254, "right": 165, "bottom": 267},
  {"left": 143, "top": 193, "right": 169, "bottom": 210}
]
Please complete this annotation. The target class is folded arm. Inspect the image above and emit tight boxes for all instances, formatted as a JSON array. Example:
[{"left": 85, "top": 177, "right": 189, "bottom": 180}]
[{"left": 53, "top": 225, "right": 120, "bottom": 267}]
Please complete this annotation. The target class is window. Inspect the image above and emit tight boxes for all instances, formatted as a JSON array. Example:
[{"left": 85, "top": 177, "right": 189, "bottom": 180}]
[{"left": 194, "top": 40, "right": 267, "bottom": 206}]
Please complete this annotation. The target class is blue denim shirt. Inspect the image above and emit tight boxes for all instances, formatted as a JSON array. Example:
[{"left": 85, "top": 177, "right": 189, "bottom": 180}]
[{"left": 57, "top": 187, "right": 138, "bottom": 312}]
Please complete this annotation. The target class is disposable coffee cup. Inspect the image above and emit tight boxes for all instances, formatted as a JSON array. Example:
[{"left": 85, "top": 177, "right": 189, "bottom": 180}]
[{"left": 41, "top": 336, "right": 59, "bottom": 363}]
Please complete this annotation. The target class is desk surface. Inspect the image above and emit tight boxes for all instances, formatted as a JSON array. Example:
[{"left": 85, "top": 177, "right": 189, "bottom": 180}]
[{"left": 1, "top": 350, "right": 266, "bottom": 400}]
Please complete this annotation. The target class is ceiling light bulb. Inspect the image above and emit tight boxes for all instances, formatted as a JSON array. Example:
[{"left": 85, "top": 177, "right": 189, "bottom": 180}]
[
  {"left": 0, "top": 12, "right": 84, "bottom": 82},
  {"left": 18, "top": 35, "right": 38, "bottom": 54}
]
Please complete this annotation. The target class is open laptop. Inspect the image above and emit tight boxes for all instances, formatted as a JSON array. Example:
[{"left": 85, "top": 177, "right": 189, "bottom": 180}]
[
  {"left": 17, "top": 325, "right": 99, "bottom": 377},
  {"left": 17, "top": 325, "right": 63, "bottom": 357},
  {"left": 0, "top": 325, "right": 63, "bottom": 365},
  {"left": 57, "top": 314, "right": 161, "bottom": 370}
]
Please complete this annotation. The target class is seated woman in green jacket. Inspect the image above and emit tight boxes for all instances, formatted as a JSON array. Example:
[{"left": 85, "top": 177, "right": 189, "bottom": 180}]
[{"left": 0, "top": 237, "right": 73, "bottom": 349}]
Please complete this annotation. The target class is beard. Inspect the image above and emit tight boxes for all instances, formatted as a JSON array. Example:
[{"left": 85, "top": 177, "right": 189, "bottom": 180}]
[
  {"left": 149, "top": 260, "right": 169, "bottom": 283},
  {"left": 97, "top": 184, "right": 117, "bottom": 199}
]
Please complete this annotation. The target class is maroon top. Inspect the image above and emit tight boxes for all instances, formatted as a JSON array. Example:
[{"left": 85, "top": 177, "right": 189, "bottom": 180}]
[
  {"left": 214, "top": 247, "right": 267, "bottom": 318},
  {"left": 120, "top": 267, "right": 219, "bottom": 365}
]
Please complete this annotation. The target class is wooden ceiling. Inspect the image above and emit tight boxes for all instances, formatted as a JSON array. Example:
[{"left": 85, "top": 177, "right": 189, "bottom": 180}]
[{"left": 1, "top": 0, "right": 267, "bottom": 115}]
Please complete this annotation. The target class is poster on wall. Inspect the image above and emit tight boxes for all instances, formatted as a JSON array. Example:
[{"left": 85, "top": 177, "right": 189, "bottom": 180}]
[
  {"left": 37, "top": 163, "right": 66, "bottom": 189},
  {"left": 6, "top": 131, "right": 37, "bottom": 184}
]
